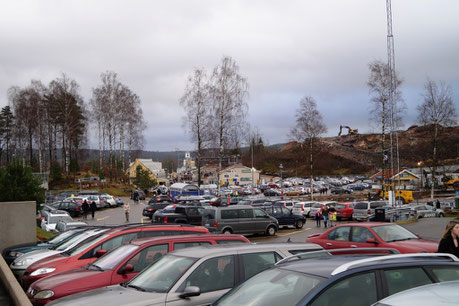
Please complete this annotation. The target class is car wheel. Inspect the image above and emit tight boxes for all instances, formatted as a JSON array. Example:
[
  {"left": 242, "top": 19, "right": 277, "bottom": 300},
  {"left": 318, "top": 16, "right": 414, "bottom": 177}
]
[
  {"left": 266, "top": 226, "right": 277, "bottom": 236},
  {"left": 222, "top": 228, "right": 232, "bottom": 234},
  {"left": 295, "top": 220, "right": 304, "bottom": 229}
]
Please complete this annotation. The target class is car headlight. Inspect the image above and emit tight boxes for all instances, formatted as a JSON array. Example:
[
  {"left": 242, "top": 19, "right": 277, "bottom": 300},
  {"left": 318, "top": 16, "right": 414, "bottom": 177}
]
[
  {"left": 30, "top": 267, "right": 56, "bottom": 276},
  {"left": 12, "top": 258, "right": 32, "bottom": 267},
  {"left": 8, "top": 251, "right": 24, "bottom": 258},
  {"left": 33, "top": 290, "right": 55, "bottom": 299}
]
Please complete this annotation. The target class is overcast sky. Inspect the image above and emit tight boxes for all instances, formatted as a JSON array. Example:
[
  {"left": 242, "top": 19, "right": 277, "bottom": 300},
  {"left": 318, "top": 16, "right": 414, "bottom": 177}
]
[{"left": 1, "top": 0, "right": 458, "bottom": 151}]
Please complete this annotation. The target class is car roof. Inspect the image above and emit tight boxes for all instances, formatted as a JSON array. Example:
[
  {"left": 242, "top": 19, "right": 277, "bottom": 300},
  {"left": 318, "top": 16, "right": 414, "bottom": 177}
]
[
  {"left": 170, "top": 242, "right": 322, "bottom": 258},
  {"left": 332, "top": 222, "right": 391, "bottom": 228},
  {"left": 128, "top": 234, "right": 247, "bottom": 246},
  {"left": 275, "top": 253, "right": 459, "bottom": 278}
]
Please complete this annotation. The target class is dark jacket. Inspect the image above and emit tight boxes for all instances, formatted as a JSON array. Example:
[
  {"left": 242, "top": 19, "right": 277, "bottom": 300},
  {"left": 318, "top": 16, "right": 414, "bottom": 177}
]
[
  {"left": 82, "top": 201, "right": 89, "bottom": 212},
  {"left": 90, "top": 201, "right": 97, "bottom": 211},
  {"left": 438, "top": 235, "right": 459, "bottom": 257}
]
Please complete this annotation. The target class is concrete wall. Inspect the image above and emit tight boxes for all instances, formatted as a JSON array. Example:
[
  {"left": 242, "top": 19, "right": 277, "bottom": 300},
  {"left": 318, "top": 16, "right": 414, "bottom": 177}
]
[{"left": 0, "top": 201, "right": 36, "bottom": 253}]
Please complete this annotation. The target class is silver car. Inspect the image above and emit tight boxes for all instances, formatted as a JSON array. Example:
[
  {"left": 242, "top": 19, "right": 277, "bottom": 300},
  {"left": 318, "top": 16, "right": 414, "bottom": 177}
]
[
  {"left": 10, "top": 228, "right": 107, "bottom": 282},
  {"left": 411, "top": 204, "right": 445, "bottom": 219},
  {"left": 48, "top": 242, "right": 323, "bottom": 306}
]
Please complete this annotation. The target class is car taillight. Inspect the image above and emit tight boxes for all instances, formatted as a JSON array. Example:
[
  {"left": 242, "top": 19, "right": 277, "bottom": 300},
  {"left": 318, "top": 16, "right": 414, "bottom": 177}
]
[
  {"left": 368, "top": 209, "right": 371, "bottom": 214},
  {"left": 76, "top": 207, "right": 80, "bottom": 211},
  {"left": 163, "top": 217, "right": 168, "bottom": 223},
  {"left": 213, "top": 221, "right": 218, "bottom": 227},
  {"left": 148, "top": 208, "right": 153, "bottom": 211}
]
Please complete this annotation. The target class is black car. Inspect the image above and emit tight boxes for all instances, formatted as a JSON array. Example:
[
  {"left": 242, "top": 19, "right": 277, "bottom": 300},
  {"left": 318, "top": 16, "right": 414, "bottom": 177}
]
[
  {"left": 262, "top": 205, "right": 306, "bottom": 229},
  {"left": 152, "top": 204, "right": 204, "bottom": 226},
  {"left": 264, "top": 189, "right": 282, "bottom": 197},
  {"left": 149, "top": 195, "right": 172, "bottom": 204},
  {"left": 213, "top": 252, "right": 459, "bottom": 306},
  {"left": 52, "top": 200, "right": 83, "bottom": 217},
  {"left": 142, "top": 202, "right": 172, "bottom": 219},
  {"left": 330, "top": 187, "right": 352, "bottom": 194}
]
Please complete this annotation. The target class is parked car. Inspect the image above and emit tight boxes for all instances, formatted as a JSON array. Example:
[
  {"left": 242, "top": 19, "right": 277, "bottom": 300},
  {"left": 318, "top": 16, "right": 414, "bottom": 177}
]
[
  {"left": 85, "top": 195, "right": 107, "bottom": 209},
  {"left": 2, "top": 228, "right": 87, "bottom": 266},
  {"left": 274, "top": 200, "right": 295, "bottom": 211},
  {"left": 99, "top": 194, "right": 116, "bottom": 208},
  {"left": 21, "top": 224, "right": 209, "bottom": 289},
  {"left": 262, "top": 206, "right": 306, "bottom": 229},
  {"left": 142, "top": 202, "right": 171, "bottom": 219},
  {"left": 352, "top": 200, "right": 388, "bottom": 221},
  {"left": 264, "top": 188, "right": 282, "bottom": 197},
  {"left": 307, "top": 223, "right": 439, "bottom": 253},
  {"left": 372, "top": 280, "right": 459, "bottom": 306},
  {"left": 152, "top": 205, "right": 205, "bottom": 226},
  {"left": 292, "top": 202, "right": 316, "bottom": 218},
  {"left": 51, "top": 201, "right": 83, "bottom": 217},
  {"left": 27, "top": 234, "right": 249, "bottom": 305},
  {"left": 40, "top": 212, "right": 73, "bottom": 232},
  {"left": 11, "top": 228, "right": 108, "bottom": 282},
  {"left": 149, "top": 194, "right": 172, "bottom": 203},
  {"left": 330, "top": 187, "right": 352, "bottom": 194},
  {"left": 47, "top": 242, "right": 324, "bottom": 306},
  {"left": 334, "top": 202, "right": 356, "bottom": 220},
  {"left": 202, "top": 205, "right": 279, "bottom": 236},
  {"left": 131, "top": 190, "right": 146, "bottom": 200},
  {"left": 411, "top": 204, "right": 445, "bottom": 219},
  {"left": 55, "top": 220, "right": 88, "bottom": 232},
  {"left": 308, "top": 202, "right": 337, "bottom": 218},
  {"left": 212, "top": 253, "right": 459, "bottom": 306}
]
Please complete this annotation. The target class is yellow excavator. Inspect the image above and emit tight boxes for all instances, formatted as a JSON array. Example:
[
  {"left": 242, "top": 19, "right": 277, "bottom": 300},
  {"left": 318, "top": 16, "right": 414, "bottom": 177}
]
[{"left": 338, "top": 125, "right": 358, "bottom": 136}]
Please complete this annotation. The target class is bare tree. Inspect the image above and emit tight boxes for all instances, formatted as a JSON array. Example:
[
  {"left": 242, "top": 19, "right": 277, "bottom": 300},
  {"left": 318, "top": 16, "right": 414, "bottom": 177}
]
[
  {"left": 209, "top": 56, "right": 249, "bottom": 191},
  {"left": 180, "top": 68, "right": 212, "bottom": 187},
  {"left": 367, "top": 60, "right": 404, "bottom": 185},
  {"left": 417, "top": 79, "right": 457, "bottom": 200},
  {"left": 290, "top": 96, "right": 327, "bottom": 200}
]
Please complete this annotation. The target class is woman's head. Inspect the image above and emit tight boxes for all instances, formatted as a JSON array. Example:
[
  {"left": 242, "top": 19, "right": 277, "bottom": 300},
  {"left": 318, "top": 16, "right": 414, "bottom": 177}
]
[{"left": 442, "top": 220, "right": 459, "bottom": 239}]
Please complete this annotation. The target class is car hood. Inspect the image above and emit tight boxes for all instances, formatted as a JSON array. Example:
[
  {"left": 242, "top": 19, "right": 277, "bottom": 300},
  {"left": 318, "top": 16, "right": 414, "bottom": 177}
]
[
  {"left": 11, "top": 249, "right": 61, "bottom": 269},
  {"left": 31, "top": 268, "right": 111, "bottom": 293},
  {"left": 26, "top": 253, "right": 67, "bottom": 272},
  {"left": 387, "top": 238, "right": 439, "bottom": 253},
  {"left": 48, "top": 284, "right": 167, "bottom": 306},
  {"left": 5, "top": 243, "right": 50, "bottom": 255}
]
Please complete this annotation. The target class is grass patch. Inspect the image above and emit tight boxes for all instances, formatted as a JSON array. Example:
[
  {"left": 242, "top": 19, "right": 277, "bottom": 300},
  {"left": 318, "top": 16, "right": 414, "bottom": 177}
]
[
  {"left": 37, "top": 226, "right": 57, "bottom": 242},
  {"left": 99, "top": 187, "right": 131, "bottom": 197}
]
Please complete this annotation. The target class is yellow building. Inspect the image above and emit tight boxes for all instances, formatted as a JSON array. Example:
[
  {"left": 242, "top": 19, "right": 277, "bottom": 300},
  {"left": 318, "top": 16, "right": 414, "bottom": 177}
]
[
  {"left": 219, "top": 164, "right": 260, "bottom": 186},
  {"left": 127, "top": 159, "right": 165, "bottom": 185}
]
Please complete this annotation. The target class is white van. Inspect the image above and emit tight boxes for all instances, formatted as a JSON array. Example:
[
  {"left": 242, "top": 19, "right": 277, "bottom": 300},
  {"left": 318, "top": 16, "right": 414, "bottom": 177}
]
[{"left": 352, "top": 200, "right": 388, "bottom": 221}]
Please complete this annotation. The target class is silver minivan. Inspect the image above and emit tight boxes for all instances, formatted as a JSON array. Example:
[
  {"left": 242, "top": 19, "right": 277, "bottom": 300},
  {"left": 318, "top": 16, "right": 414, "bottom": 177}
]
[
  {"left": 202, "top": 205, "right": 279, "bottom": 236},
  {"left": 352, "top": 201, "right": 388, "bottom": 221}
]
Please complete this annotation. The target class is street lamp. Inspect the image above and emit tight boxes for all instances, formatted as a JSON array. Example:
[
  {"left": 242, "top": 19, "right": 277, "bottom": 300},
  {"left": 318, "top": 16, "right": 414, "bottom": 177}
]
[{"left": 417, "top": 161, "right": 423, "bottom": 190}]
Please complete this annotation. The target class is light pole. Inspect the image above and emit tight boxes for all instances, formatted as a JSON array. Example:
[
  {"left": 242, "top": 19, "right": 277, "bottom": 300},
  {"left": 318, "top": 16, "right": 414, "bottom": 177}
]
[
  {"left": 417, "top": 161, "right": 423, "bottom": 190},
  {"left": 279, "top": 164, "right": 283, "bottom": 187}
]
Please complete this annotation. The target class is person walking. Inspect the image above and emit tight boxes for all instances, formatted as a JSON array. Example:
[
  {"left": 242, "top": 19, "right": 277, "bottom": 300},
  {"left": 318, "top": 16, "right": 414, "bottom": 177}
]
[
  {"left": 124, "top": 201, "right": 130, "bottom": 222},
  {"left": 82, "top": 200, "right": 89, "bottom": 220},
  {"left": 314, "top": 210, "right": 322, "bottom": 227},
  {"left": 322, "top": 205, "right": 329, "bottom": 228},
  {"left": 133, "top": 191, "right": 139, "bottom": 205},
  {"left": 436, "top": 199, "right": 441, "bottom": 210},
  {"left": 90, "top": 201, "right": 97, "bottom": 220},
  {"left": 329, "top": 205, "right": 336, "bottom": 227},
  {"left": 438, "top": 220, "right": 459, "bottom": 257}
]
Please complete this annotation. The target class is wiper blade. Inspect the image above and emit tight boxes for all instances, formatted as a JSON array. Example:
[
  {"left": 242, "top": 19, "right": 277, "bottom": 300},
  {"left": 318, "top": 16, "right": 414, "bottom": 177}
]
[{"left": 127, "top": 284, "right": 146, "bottom": 292}]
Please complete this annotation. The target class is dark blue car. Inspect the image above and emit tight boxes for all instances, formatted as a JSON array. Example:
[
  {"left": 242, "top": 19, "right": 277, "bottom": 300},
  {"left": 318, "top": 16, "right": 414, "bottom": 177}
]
[{"left": 262, "top": 205, "right": 305, "bottom": 229}]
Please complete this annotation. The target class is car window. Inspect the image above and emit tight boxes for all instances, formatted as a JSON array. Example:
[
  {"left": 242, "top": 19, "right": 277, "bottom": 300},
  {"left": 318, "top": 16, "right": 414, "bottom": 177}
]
[
  {"left": 310, "top": 272, "right": 377, "bottom": 306},
  {"left": 185, "top": 255, "right": 234, "bottom": 292},
  {"left": 273, "top": 206, "right": 282, "bottom": 214},
  {"left": 253, "top": 208, "right": 267, "bottom": 218},
  {"left": 125, "top": 244, "right": 168, "bottom": 272},
  {"left": 241, "top": 252, "right": 281, "bottom": 280},
  {"left": 281, "top": 207, "right": 290, "bottom": 215},
  {"left": 354, "top": 202, "right": 368, "bottom": 209},
  {"left": 351, "top": 227, "right": 375, "bottom": 243},
  {"left": 327, "top": 227, "right": 350, "bottom": 241},
  {"left": 384, "top": 268, "right": 433, "bottom": 296},
  {"left": 216, "top": 239, "right": 246, "bottom": 244},
  {"left": 431, "top": 267, "right": 459, "bottom": 282},
  {"left": 174, "top": 241, "right": 212, "bottom": 250},
  {"left": 221, "top": 210, "right": 239, "bottom": 219},
  {"left": 239, "top": 209, "right": 254, "bottom": 219},
  {"left": 89, "top": 232, "right": 139, "bottom": 257}
]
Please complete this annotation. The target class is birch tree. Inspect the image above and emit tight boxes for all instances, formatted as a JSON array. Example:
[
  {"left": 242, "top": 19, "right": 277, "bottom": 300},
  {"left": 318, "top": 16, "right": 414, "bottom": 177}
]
[
  {"left": 417, "top": 79, "right": 457, "bottom": 200},
  {"left": 290, "top": 96, "right": 327, "bottom": 200}
]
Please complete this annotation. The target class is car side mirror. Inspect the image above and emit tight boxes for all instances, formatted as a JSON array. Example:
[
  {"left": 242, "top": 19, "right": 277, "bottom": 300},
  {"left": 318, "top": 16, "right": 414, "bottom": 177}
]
[
  {"left": 118, "top": 264, "right": 134, "bottom": 274},
  {"left": 366, "top": 238, "right": 378, "bottom": 244},
  {"left": 95, "top": 249, "right": 108, "bottom": 258},
  {"left": 179, "top": 286, "right": 201, "bottom": 299}
]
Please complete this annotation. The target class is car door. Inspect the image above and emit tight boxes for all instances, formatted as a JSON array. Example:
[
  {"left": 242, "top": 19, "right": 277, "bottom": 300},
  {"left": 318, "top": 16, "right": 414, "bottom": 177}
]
[
  {"left": 321, "top": 226, "right": 352, "bottom": 249},
  {"left": 280, "top": 206, "right": 295, "bottom": 226},
  {"left": 166, "top": 255, "right": 235, "bottom": 306},
  {"left": 253, "top": 208, "right": 271, "bottom": 233},
  {"left": 186, "top": 207, "right": 203, "bottom": 225},
  {"left": 237, "top": 208, "right": 255, "bottom": 234}
]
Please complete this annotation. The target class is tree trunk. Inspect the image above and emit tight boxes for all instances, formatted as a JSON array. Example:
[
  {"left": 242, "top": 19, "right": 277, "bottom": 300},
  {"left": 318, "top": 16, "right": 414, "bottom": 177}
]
[
  {"left": 431, "top": 123, "right": 438, "bottom": 201},
  {"left": 310, "top": 138, "right": 314, "bottom": 201}
]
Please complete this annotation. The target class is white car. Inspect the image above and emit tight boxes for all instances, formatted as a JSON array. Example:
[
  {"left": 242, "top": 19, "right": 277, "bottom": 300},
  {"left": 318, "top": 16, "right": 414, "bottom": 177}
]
[
  {"left": 40, "top": 212, "right": 73, "bottom": 232},
  {"left": 99, "top": 194, "right": 116, "bottom": 207},
  {"left": 292, "top": 201, "right": 317, "bottom": 217}
]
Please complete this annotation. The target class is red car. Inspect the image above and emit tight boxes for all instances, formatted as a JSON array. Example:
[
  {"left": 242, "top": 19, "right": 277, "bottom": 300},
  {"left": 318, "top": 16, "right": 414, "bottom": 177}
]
[
  {"left": 22, "top": 224, "right": 209, "bottom": 289},
  {"left": 334, "top": 202, "right": 356, "bottom": 220},
  {"left": 26, "top": 234, "right": 249, "bottom": 305},
  {"left": 307, "top": 222, "right": 438, "bottom": 253}
]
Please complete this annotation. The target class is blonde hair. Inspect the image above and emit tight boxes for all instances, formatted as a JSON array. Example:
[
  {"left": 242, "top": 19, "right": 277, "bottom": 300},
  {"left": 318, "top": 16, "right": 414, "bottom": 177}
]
[{"left": 441, "top": 220, "right": 459, "bottom": 240}]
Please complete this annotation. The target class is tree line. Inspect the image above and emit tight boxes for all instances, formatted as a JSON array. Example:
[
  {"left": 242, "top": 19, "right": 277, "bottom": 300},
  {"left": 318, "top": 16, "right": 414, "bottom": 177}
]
[{"left": 2, "top": 72, "right": 146, "bottom": 181}]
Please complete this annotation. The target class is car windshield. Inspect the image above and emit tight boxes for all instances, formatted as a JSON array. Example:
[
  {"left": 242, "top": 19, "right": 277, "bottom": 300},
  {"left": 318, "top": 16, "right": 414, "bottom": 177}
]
[
  {"left": 53, "top": 232, "right": 100, "bottom": 251},
  {"left": 214, "top": 268, "right": 324, "bottom": 306},
  {"left": 48, "top": 215, "right": 73, "bottom": 224},
  {"left": 47, "top": 229, "right": 80, "bottom": 244},
  {"left": 127, "top": 255, "right": 197, "bottom": 292},
  {"left": 66, "top": 234, "right": 110, "bottom": 255},
  {"left": 89, "top": 244, "right": 139, "bottom": 270},
  {"left": 372, "top": 225, "right": 418, "bottom": 242}
]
